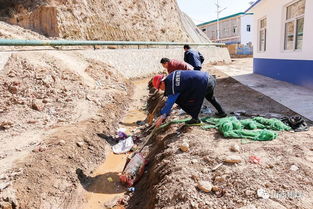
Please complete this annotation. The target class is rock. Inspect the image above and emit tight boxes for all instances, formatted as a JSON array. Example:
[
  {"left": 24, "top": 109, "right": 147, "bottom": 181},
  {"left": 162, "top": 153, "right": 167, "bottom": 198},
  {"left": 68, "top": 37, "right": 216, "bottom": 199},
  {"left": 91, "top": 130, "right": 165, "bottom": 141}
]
[
  {"left": 224, "top": 155, "right": 242, "bottom": 164},
  {"left": 0, "top": 174, "right": 7, "bottom": 180},
  {"left": 197, "top": 181, "right": 213, "bottom": 193},
  {"left": 42, "top": 75, "right": 55, "bottom": 87},
  {"left": 42, "top": 99, "right": 52, "bottom": 104},
  {"left": 76, "top": 142, "right": 84, "bottom": 147},
  {"left": 214, "top": 176, "right": 225, "bottom": 183},
  {"left": 8, "top": 86, "right": 18, "bottom": 94},
  {"left": 191, "top": 175, "right": 199, "bottom": 182},
  {"left": 0, "top": 182, "right": 10, "bottom": 192},
  {"left": 212, "top": 163, "right": 223, "bottom": 171},
  {"left": 212, "top": 186, "right": 220, "bottom": 192},
  {"left": 257, "top": 188, "right": 270, "bottom": 199},
  {"left": 0, "top": 122, "right": 13, "bottom": 130},
  {"left": 0, "top": 202, "right": 13, "bottom": 209},
  {"left": 290, "top": 165, "right": 299, "bottom": 171},
  {"left": 201, "top": 168, "right": 210, "bottom": 173},
  {"left": 265, "top": 183, "right": 272, "bottom": 188},
  {"left": 191, "top": 159, "right": 198, "bottom": 164},
  {"left": 245, "top": 190, "right": 255, "bottom": 196},
  {"left": 32, "top": 146, "right": 47, "bottom": 153},
  {"left": 31, "top": 100, "right": 44, "bottom": 111},
  {"left": 59, "top": 140, "right": 66, "bottom": 145},
  {"left": 230, "top": 144, "right": 240, "bottom": 152},
  {"left": 180, "top": 142, "right": 189, "bottom": 152}
]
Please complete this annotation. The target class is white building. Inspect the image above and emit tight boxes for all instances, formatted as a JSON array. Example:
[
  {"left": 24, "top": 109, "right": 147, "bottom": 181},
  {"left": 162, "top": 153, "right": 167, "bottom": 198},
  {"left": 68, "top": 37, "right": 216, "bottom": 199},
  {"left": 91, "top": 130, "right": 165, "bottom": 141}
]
[
  {"left": 240, "top": 14, "right": 253, "bottom": 45},
  {"left": 197, "top": 12, "right": 253, "bottom": 45},
  {"left": 247, "top": 0, "right": 313, "bottom": 89}
]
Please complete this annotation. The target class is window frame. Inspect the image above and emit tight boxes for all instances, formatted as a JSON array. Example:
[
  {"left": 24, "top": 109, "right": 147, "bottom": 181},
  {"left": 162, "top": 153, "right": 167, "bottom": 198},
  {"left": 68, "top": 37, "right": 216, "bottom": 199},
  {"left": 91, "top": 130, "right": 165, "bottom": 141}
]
[
  {"left": 247, "top": 25, "right": 251, "bottom": 32},
  {"left": 258, "top": 17, "right": 267, "bottom": 52},
  {"left": 283, "top": 0, "right": 305, "bottom": 51}
]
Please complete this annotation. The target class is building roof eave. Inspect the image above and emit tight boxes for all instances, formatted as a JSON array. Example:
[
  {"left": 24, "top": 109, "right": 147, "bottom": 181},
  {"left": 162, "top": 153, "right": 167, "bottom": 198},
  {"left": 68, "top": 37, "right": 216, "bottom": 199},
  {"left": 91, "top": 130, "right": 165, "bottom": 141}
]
[
  {"left": 245, "top": 0, "right": 262, "bottom": 12},
  {"left": 197, "top": 12, "right": 253, "bottom": 27}
]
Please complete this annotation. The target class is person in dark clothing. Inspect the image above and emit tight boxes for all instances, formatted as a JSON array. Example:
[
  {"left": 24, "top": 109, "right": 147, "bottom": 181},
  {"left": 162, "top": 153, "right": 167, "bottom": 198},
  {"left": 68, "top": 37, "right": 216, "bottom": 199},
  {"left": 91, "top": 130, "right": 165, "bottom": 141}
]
[
  {"left": 183, "top": 45, "right": 205, "bottom": 71},
  {"left": 160, "top": 58, "right": 193, "bottom": 74},
  {"left": 152, "top": 70, "right": 226, "bottom": 127}
]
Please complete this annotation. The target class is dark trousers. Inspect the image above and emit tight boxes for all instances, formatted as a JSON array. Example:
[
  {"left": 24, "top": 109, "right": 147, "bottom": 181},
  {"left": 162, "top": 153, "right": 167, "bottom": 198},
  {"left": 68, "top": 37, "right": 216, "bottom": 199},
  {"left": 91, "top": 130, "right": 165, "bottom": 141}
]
[{"left": 204, "top": 77, "right": 225, "bottom": 114}]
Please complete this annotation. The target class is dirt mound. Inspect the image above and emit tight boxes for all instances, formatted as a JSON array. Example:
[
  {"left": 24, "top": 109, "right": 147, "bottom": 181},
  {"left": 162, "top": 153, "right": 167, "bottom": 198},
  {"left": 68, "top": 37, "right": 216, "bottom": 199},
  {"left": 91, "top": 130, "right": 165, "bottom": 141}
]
[
  {"left": 0, "top": 52, "right": 130, "bottom": 139},
  {"left": 126, "top": 68, "right": 313, "bottom": 209},
  {"left": 0, "top": 0, "right": 206, "bottom": 42},
  {"left": 0, "top": 51, "right": 133, "bottom": 208},
  {"left": 129, "top": 125, "right": 313, "bottom": 209}
]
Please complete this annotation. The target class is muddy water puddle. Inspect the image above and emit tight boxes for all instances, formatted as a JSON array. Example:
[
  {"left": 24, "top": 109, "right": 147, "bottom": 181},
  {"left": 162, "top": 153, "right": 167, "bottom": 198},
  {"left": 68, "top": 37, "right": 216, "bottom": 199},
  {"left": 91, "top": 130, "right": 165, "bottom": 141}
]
[
  {"left": 83, "top": 78, "right": 149, "bottom": 209},
  {"left": 83, "top": 152, "right": 128, "bottom": 208}
]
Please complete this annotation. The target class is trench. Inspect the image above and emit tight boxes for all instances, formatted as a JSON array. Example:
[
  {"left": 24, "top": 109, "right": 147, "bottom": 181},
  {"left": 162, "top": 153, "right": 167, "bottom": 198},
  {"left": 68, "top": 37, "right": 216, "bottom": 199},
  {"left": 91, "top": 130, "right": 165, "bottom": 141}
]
[
  {"left": 80, "top": 66, "right": 310, "bottom": 209},
  {"left": 82, "top": 78, "right": 149, "bottom": 209}
]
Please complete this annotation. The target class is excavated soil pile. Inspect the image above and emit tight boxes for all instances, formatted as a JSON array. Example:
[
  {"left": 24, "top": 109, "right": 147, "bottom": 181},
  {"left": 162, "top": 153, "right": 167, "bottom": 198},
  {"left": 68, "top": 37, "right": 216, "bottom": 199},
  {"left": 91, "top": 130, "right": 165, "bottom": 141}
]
[
  {"left": 0, "top": 51, "right": 133, "bottom": 208},
  {"left": 127, "top": 67, "right": 313, "bottom": 209}
]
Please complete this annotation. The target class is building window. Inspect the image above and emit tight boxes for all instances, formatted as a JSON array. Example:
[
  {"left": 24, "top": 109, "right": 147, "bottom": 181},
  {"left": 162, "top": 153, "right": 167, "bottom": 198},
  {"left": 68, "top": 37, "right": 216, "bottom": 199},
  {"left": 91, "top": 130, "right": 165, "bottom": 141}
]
[
  {"left": 233, "top": 26, "right": 237, "bottom": 34},
  {"left": 284, "top": 0, "right": 305, "bottom": 50},
  {"left": 247, "top": 25, "right": 251, "bottom": 32},
  {"left": 202, "top": 28, "right": 206, "bottom": 32},
  {"left": 258, "top": 18, "right": 267, "bottom": 52}
]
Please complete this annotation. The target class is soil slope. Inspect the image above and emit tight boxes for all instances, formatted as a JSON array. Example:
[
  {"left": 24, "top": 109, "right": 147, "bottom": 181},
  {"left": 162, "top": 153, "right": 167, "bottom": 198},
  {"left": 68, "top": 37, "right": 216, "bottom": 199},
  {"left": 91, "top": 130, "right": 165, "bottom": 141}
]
[
  {"left": 0, "top": 0, "right": 209, "bottom": 42},
  {"left": 0, "top": 50, "right": 132, "bottom": 208}
]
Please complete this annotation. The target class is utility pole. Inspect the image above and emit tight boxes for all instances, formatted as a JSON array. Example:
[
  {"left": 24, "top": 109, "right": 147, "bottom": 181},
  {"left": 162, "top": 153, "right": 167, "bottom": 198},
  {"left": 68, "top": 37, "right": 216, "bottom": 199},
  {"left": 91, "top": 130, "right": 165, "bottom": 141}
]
[{"left": 216, "top": 0, "right": 226, "bottom": 42}]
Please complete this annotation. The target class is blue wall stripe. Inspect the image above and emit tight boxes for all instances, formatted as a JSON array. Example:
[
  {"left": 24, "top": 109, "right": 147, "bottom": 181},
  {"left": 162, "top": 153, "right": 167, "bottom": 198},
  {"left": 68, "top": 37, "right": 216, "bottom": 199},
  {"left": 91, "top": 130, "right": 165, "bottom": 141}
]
[{"left": 254, "top": 58, "right": 313, "bottom": 89}]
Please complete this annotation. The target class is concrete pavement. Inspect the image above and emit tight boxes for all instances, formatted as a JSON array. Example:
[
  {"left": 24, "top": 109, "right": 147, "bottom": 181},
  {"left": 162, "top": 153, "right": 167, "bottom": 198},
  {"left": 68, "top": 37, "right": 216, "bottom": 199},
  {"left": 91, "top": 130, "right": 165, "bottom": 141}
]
[{"left": 214, "top": 58, "right": 313, "bottom": 121}]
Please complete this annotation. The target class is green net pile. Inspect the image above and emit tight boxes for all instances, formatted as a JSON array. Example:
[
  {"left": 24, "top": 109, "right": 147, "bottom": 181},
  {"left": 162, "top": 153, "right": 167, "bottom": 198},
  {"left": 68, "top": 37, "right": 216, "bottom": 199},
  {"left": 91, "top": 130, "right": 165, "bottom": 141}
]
[
  {"left": 202, "top": 116, "right": 291, "bottom": 141},
  {"left": 160, "top": 116, "right": 291, "bottom": 141}
]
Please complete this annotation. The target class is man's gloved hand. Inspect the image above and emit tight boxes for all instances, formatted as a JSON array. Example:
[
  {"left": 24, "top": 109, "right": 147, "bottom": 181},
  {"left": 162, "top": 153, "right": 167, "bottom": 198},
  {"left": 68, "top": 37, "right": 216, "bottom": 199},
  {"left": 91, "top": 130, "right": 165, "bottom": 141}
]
[{"left": 155, "top": 114, "right": 166, "bottom": 128}]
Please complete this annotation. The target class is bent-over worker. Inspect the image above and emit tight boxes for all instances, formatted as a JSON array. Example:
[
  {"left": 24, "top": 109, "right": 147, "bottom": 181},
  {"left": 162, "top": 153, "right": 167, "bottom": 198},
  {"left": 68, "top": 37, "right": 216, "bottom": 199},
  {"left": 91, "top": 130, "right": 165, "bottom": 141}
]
[
  {"left": 152, "top": 70, "right": 226, "bottom": 127},
  {"left": 160, "top": 58, "right": 193, "bottom": 74}
]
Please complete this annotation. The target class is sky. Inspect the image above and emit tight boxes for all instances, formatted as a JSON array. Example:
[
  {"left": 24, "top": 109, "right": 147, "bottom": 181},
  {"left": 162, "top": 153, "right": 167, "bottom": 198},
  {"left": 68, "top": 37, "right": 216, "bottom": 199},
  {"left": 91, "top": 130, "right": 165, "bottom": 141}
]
[{"left": 177, "top": 0, "right": 255, "bottom": 24}]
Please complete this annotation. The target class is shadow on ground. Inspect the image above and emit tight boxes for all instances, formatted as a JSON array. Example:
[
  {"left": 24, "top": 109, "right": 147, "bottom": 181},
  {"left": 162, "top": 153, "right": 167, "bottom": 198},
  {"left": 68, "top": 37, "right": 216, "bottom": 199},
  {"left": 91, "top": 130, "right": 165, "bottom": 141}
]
[{"left": 76, "top": 168, "right": 125, "bottom": 194}]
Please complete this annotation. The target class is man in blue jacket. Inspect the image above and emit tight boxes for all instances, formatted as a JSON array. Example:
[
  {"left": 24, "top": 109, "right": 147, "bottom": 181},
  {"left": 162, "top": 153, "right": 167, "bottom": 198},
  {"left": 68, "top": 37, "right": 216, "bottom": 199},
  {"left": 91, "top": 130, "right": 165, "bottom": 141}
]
[
  {"left": 152, "top": 70, "right": 226, "bottom": 127},
  {"left": 184, "top": 45, "right": 204, "bottom": 71}
]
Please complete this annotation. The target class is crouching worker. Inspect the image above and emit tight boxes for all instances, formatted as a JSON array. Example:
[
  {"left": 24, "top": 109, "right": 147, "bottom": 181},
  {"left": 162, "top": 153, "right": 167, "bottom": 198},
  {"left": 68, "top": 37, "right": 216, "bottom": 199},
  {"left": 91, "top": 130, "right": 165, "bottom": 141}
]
[{"left": 152, "top": 70, "right": 226, "bottom": 128}]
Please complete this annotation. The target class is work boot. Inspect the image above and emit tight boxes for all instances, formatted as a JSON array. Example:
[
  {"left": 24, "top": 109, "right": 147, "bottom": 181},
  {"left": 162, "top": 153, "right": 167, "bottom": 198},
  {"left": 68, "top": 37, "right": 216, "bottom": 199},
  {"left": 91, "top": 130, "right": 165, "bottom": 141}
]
[
  {"left": 185, "top": 118, "right": 201, "bottom": 125},
  {"left": 215, "top": 112, "right": 227, "bottom": 118}
]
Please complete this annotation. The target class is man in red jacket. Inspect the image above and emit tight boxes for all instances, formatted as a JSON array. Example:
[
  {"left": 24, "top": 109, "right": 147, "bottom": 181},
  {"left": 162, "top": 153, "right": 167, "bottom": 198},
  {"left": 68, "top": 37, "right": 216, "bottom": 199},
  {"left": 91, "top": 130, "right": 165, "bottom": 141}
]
[{"left": 160, "top": 58, "right": 193, "bottom": 74}]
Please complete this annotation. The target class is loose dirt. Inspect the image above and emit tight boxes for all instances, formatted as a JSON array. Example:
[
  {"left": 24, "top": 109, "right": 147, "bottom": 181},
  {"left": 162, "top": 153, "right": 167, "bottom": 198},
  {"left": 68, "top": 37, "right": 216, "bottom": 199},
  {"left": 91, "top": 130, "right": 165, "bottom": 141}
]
[
  {"left": 125, "top": 63, "right": 313, "bottom": 209},
  {"left": 1, "top": 59, "right": 312, "bottom": 209},
  {"left": 0, "top": 50, "right": 133, "bottom": 208}
]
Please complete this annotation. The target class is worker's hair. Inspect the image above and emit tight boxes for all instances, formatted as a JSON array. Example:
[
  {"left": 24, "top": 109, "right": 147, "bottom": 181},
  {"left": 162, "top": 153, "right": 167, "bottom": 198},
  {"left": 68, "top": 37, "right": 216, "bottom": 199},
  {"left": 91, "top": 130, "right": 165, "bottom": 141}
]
[
  {"left": 183, "top": 44, "right": 191, "bottom": 49},
  {"left": 160, "top": 58, "right": 170, "bottom": 64}
]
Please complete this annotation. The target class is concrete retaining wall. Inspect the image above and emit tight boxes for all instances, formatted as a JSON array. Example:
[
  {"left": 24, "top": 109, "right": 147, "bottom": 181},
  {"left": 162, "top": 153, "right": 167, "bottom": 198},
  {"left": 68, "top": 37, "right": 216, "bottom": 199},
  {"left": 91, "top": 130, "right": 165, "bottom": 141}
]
[{"left": 80, "top": 47, "right": 231, "bottom": 78}]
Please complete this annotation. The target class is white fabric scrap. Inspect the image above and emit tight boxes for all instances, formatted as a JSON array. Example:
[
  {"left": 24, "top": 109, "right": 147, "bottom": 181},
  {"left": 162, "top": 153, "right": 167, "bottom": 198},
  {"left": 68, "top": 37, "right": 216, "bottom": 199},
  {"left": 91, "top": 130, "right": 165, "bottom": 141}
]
[{"left": 112, "top": 137, "right": 134, "bottom": 154}]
